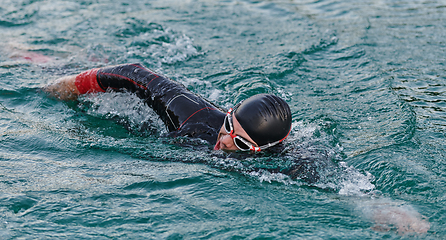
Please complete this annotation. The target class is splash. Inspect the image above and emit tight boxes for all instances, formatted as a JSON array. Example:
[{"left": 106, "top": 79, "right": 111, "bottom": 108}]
[
  {"left": 123, "top": 24, "right": 200, "bottom": 66},
  {"left": 149, "top": 32, "right": 198, "bottom": 64},
  {"left": 335, "top": 162, "right": 375, "bottom": 196},
  {"left": 79, "top": 91, "right": 166, "bottom": 136}
]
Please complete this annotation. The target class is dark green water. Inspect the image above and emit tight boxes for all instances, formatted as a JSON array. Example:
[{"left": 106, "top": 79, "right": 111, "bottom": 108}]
[{"left": 0, "top": 0, "right": 444, "bottom": 238}]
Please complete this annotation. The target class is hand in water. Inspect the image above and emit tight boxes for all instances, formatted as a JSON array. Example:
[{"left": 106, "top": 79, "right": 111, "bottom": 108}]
[
  {"left": 372, "top": 206, "right": 430, "bottom": 235},
  {"left": 6, "top": 42, "right": 53, "bottom": 63},
  {"left": 43, "top": 75, "right": 79, "bottom": 100}
]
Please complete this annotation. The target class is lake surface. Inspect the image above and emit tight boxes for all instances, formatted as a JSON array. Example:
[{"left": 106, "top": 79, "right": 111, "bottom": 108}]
[{"left": 0, "top": 0, "right": 444, "bottom": 239}]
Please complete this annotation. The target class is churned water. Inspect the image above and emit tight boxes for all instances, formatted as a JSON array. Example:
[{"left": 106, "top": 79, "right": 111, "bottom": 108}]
[{"left": 0, "top": 0, "right": 444, "bottom": 239}]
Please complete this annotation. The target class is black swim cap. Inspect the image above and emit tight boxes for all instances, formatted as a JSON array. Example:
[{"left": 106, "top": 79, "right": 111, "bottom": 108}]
[{"left": 234, "top": 94, "right": 292, "bottom": 147}]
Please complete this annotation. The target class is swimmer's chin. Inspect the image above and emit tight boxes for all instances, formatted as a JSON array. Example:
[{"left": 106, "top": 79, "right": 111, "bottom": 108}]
[
  {"left": 213, "top": 141, "right": 236, "bottom": 153},
  {"left": 221, "top": 148, "right": 238, "bottom": 153},
  {"left": 214, "top": 148, "right": 238, "bottom": 153}
]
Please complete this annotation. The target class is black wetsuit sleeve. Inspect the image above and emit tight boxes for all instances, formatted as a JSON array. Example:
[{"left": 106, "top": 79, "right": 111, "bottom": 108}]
[{"left": 92, "top": 63, "right": 226, "bottom": 143}]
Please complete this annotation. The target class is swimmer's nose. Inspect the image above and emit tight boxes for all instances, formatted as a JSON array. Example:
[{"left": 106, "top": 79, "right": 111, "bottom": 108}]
[{"left": 220, "top": 133, "right": 234, "bottom": 150}]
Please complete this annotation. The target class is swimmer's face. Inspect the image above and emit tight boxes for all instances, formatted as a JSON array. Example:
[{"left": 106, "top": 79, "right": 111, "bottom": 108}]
[{"left": 214, "top": 113, "right": 258, "bottom": 152}]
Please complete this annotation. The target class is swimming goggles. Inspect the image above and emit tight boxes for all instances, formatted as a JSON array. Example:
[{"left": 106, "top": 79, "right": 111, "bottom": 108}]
[{"left": 223, "top": 107, "right": 282, "bottom": 152}]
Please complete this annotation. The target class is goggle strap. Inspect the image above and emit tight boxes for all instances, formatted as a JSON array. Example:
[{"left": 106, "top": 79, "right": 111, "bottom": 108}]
[
  {"left": 250, "top": 146, "right": 261, "bottom": 152},
  {"left": 255, "top": 127, "right": 292, "bottom": 150}
]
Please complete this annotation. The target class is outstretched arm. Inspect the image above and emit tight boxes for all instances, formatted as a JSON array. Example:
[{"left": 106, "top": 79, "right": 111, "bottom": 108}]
[
  {"left": 43, "top": 63, "right": 224, "bottom": 135},
  {"left": 44, "top": 67, "right": 104, "bottom": 100}
]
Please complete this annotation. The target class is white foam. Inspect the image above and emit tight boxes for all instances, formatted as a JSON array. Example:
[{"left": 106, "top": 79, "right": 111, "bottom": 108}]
[
  {"left": 248, "top": 170, "right": 301, "bottom": 186},
  {"left": 148, "top": 29, "right": 198, "bottom": 64},
  {"left": 80, "top": 91, "right": 166, "bottom": 134},
  {"left": 337, "top": 162, "right": 375, "bottom": 196},
  {"left": 290, "top": 121, "right": 318, "bottom": 141}
]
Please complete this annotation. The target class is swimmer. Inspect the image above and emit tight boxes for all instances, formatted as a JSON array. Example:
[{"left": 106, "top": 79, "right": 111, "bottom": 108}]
[{"left": 44, "top": 63, "right": 292, "bottom": 152}]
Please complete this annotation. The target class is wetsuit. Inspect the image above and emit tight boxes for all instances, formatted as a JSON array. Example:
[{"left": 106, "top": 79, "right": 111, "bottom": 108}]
[
  {"left": 74, "top": 63, "right": 332, "bottom": 183},
  {"left": 75, "top": 63, "right": 226, "bottom": 144}
]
